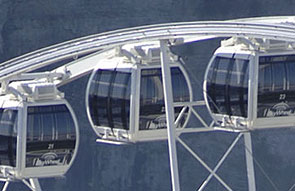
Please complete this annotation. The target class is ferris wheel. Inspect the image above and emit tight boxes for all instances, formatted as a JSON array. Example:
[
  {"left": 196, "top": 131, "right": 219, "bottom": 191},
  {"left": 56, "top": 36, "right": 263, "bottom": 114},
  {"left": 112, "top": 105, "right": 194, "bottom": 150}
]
[{"left": 0, "top": 16, "right": 295, "bottom": 190}]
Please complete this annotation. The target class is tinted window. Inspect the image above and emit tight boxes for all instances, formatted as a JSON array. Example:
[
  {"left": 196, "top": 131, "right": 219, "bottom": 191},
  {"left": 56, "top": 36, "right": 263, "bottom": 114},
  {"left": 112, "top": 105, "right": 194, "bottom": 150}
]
[
  {"left": 206, "top": 56, "right": 249, "bottom": 117},
  {"left": 0, "top": 109, "right": 17, "bottom": 167},
  {"left": 139, "top": 67, "right": 190, "bottom": 130},
  {"left": 26, "top": 105, "right": 76, "bottom": 167},
  {"left": 229, "top": 59, "right": 249, "bottom": 117},
  {"left": 258, "top": 55, "right": 295, "bottom": 117},
  {"left": 88, "top": 69, "right": 131, "bottom": 130}
]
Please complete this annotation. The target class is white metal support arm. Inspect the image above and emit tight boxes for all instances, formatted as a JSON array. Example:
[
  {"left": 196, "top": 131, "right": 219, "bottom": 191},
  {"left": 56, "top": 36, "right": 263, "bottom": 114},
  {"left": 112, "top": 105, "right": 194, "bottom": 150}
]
[
  {"left": 244, "top": 132, "right": 256, "bottom": 191},
  {"left": 160, "top": 39, "right": 180, "bottom": 191},
  {"left": 0, "top": 178, "right": 42, "bottom": 191}
]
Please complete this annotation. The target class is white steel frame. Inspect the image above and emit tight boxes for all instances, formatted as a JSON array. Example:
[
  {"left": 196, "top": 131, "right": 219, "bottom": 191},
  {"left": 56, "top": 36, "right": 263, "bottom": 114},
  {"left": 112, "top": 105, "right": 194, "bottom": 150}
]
[
  {"left": 160, "top": 40, "right": 257, "bottom": 191},
  {"left": 1, "top": 16, "right": 295, "bottom": 190},
  {"left": 160, "top": 40, "right": 180, "bottom": 191},
  {"left": 0, "top": 178, "right": 41, "bottom": 191}
]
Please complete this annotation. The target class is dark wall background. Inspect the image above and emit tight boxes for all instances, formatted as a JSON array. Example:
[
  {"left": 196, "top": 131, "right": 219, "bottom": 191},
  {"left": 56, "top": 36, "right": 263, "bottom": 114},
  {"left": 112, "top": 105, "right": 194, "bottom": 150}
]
[{"left": 1, "top": 0, "right": 295, "bottom": 190}]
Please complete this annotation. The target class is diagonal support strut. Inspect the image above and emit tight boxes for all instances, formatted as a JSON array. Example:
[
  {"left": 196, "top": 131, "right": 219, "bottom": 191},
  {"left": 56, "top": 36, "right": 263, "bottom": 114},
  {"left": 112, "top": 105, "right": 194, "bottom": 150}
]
[
  {"left": 177, "top": 137, "right": 233, "bottom": 191},
  {"left": 198, "top": 133, "right": 243, "bottom": 190}
]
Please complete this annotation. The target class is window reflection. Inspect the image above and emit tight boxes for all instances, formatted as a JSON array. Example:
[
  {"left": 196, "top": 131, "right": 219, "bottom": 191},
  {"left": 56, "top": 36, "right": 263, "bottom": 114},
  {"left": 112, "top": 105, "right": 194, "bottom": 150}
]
[
  {"left": 206, "top": 56, "right": 249, "bottom": 117},
  {"left": 0, "top": 109, "right": 17, "bottom": 167},
  {"left": 88, "top": 69, "right": 131, "bottom": 130},
  {"left": 258, "top": 55, "right": 295, "bottom": 117},
  {"left": 26, "top": 105, "right": 76, "bottom": 167},
  {"left": 27, "top": 105, "right": 76, "bottom": 141},
  {"left": 139, "top": 67, "right": 190, "bottom": 130}
]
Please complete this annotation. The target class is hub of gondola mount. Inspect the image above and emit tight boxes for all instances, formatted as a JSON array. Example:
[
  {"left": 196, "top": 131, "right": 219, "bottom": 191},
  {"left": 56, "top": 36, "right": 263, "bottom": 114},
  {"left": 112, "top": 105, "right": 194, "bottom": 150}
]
[
  {"left": 0, "top": 73, "right": 79, "bottom": 180},
  {"left": 204, "top": 37, "right": 295, "bottom": 130},
  {"left": 86, "top": 42, "right": 193, "bottom": 143}
]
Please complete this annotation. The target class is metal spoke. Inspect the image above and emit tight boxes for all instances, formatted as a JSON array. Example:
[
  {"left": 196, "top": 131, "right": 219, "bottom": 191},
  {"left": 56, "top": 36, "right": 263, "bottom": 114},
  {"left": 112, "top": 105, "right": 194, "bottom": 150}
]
[
  {"left": 29, "top": 178, "right": 42, "bottom": 191},
  {"left": 22, "top": 179, "right": 42, "bottom": 191},
  {"left": 191, "top": 107, "right": 210, "bottom": 128},
  {"left": 2, "top": 181, "right": 9, "bottom": 191},
  {"left": 198, "top": 133, "right": 242, "bottom": 191},
  {"left": 177, "top": 137, "right": 233, "bottom": 191},
  {"left": 243, "top": 132, "right": 256, "bottom": 191},
  {"left": 160, "top": 39, "right": 180, "bottom": 191},
  {"left": 174, "top": 106, "right": 188, "bottom": 127}
]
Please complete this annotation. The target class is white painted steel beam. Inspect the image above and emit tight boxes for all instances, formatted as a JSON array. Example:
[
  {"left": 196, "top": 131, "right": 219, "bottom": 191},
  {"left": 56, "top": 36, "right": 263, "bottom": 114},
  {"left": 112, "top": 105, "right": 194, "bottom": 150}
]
[
  {"left": 29, "top": 178, "right": 42, "bottom": 191},
  {"left": 160, "top": 39, "right": 180, "bottom": 191},
  {"left": 2, "top": 181, "right": 9, "bottom": 191},
  {"left": 244, "top": 132, "right": 256, "bottom": 191},
  {"left": 1, "top": 17, "right": 295, "bottom": 83},
  {"left": 22, "top": 178, "right": 42, "bottom": 191}
]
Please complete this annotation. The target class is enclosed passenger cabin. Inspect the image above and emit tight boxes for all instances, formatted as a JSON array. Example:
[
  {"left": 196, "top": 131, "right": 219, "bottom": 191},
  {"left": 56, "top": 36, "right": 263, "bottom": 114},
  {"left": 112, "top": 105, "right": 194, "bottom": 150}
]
[
  {"left": 204, "top": 37, "right": 295, "bottom": 130},
  {"left": 86, "top": 43, "right": 192, "bottom": 143},
  {"left": 0, "top": 80, "right": 79, "bottom": 179}
]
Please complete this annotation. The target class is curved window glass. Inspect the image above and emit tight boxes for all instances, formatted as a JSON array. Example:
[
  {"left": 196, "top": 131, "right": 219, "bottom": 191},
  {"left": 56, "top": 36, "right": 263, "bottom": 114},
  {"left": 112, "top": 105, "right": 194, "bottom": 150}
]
[
  {"left": 26, "top": 104, "right": 76, "bottom": 167},
  {"left": 0, "top": 109, "right": 17, "bottom": 167},
  {"left": 139, "top": 67, "right": 190, "bottom": 130},
  {"left": 206, "top": 56, "right": 249, "bottom": 117},
  {"left": 88, "top": 69, "right": 131, "bottom": 130},
  {"left": 258, "top": 55, "right": 295, "bottom": 117}
]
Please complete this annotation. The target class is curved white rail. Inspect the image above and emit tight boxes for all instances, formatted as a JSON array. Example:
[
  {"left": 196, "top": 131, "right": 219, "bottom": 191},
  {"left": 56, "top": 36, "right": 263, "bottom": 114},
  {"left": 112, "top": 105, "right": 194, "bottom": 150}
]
[
  {"left": 1, "top": 17, "right": 295, "bottom": 81},
  {"left": 0, "top": 16, "right": 293, "bottom": 191}
]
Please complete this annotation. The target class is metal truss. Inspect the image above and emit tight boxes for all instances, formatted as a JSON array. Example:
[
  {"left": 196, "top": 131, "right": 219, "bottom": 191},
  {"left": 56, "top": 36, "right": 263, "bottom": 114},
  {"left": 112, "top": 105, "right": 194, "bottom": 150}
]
[
  {"left": 0, "top": 178, "right": 41, "bottom": 191},
  {"left": 160, "top": 40, "right": 256, "bottom": 190},
  {"left": 177, "top": 132, "right": 256, "bottom": 191}
]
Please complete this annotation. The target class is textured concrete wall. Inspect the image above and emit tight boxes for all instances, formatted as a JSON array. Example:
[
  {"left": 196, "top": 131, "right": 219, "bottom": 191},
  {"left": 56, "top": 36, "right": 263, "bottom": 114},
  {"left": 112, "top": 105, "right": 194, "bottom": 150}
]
[{"left": 1, "top": 0, "right": 295, "bottom": 190}]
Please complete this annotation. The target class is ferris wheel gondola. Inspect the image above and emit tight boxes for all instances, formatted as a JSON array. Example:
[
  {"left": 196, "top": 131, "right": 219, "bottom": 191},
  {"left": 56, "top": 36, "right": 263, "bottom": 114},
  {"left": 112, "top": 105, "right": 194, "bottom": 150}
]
[
  {"left": 0, "top": 76, "right": 79, "bottom": 181},
  {"left": 85, "top": 42, "right": 193, "bottom": 143},
  {"left": 204, "top": 37, "right": 295, "bottom": 130}
]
